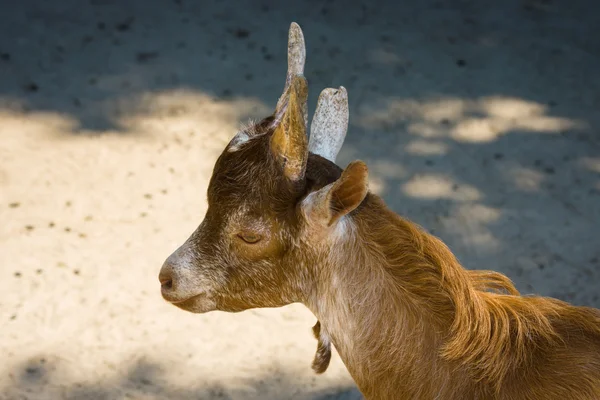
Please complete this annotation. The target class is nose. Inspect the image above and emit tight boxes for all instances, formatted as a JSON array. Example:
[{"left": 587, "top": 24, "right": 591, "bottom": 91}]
[
  {"left": 159, "top": 268, "right": 173, "bottom": 289},
  {"left": 158, "top": 259, "right": 177, "bottom": 298}
]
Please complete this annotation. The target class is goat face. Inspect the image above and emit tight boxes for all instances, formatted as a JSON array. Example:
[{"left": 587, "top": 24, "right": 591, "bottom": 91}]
[{"left": 159, "top": 76, "right": 312, "bottom": 313}]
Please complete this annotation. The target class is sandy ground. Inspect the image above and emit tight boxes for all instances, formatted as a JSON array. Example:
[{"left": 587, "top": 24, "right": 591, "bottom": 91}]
[{"left": 1, "top": 0, "right": 599, "bottom": 399}]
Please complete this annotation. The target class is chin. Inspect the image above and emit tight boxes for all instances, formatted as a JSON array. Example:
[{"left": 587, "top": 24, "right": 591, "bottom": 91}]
[{"left": 172, "top": 294, "right": 218, "bottom": 314}]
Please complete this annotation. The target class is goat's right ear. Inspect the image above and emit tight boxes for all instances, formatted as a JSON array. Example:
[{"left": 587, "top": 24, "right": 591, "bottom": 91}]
[{"left": 302, "top": 161, "right": 369, "bottom": 227}]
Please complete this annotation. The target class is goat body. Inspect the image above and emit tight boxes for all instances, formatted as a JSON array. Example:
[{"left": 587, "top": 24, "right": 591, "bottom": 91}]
[{"left": 159, "top": 23, "right": 600, "bottom": 399}]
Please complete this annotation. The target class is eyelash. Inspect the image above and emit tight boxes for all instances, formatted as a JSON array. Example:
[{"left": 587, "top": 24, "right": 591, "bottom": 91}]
[{"left": 237, "top": 233, "right": 262, "bottom": 244}]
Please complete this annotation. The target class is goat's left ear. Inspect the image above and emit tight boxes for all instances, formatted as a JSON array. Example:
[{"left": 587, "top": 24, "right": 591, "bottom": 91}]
[{"left": 302, "top": 161, "right": 369, "bottom": 227}]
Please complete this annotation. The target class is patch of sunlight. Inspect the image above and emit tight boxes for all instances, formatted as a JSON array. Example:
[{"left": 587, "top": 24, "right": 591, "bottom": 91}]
[
  {"left": 0, "top": 89, "right": 270, "bottom": 146},
  {"left": 461, "top": 203, "right": 501, "bottom": 223},
  {"left": 451, "top": 118, "right": 499, "bottom": 143},
  {"left": 405, "top": 140, "right": 448, "bottom": 155},
  {"left": 112, "top": 89, "right": 270, "bottom": 144},
  {"left": 407, "top": 121, "right": 445, "bottom": 138},
  {"left": 506, "top": 166, "right": 546, "bottom": 192},
  {"left": 402, "top": 174, "right": 481, "bottom": 201},
  {"left": 354, "top": 95, "right": 586, "bottom": 143},
  {"left": 0, "top": 109, "right": 79, "bottom": 142},
  {"left": 368, "top": 175, "right": 386, "bottom": 196},
  {"left": 445, "top": 204, "right": 502, "bottom": 251},
  {"left": 579, "top": 157, "right": 600, "bottom": 174},
  {"left": 417, "top": 98, "right": 467, "bottom": 122},
  {"left": 369, "top": 160, "right": 408, "bottom": 179},
  {"left": 481, "top": 97, "right": 546, "bottom": 119},
  {"left": 368, "top": 160, "right": 408, "bottom": 196},
  {"left": 369, "top": 48, "right": 404, "bottom": 65}
]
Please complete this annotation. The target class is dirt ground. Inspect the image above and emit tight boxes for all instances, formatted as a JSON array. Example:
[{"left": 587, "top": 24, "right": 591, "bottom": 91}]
[{"left": 1, "top": 1, "right": 599, "bottom": 399}]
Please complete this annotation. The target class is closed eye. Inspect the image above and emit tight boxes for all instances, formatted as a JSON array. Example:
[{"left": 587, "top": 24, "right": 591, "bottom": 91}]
[{"left": 237, "top": 232, "right": 262, "bottom": 244}]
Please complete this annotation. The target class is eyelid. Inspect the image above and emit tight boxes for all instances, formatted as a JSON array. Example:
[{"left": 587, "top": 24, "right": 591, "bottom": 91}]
[{"left": 237, "top": 232, "right": 262, "bottom": 244}]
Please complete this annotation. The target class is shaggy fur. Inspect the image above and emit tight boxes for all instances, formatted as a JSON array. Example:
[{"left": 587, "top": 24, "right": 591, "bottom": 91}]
[{"left": 306, "top": 193, "right": 600, "bottom": 399}]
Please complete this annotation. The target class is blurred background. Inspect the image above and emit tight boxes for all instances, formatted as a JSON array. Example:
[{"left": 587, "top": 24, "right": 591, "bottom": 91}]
[{"left": 1, "top": 0, "right": 598, "bottom": 399}]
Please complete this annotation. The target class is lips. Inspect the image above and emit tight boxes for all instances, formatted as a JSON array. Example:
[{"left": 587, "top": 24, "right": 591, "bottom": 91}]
[
  {"left": 162, "top": 291, "right": 204, "bottom": 304},
  {"left": 170, "top": 294, "right": 203, "bottom": 304}
]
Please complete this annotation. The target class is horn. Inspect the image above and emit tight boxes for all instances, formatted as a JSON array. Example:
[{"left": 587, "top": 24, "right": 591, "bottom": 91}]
[
  {"left": 276, "top": 22, "right": 307, "bottom": 126},
  {"left": 308, "top": 86, "right": 349, "bottom": 162}
]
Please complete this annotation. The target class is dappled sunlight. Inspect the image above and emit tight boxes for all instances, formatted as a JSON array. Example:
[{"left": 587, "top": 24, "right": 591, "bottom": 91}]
[
  {"left": 115, "top": 89, "right": 270, "bottom": 144},
  {"left": 0, "top": 89, "right": 269, "bottom": 141},
  {"left": 368, "top": 48, "right": 405, "bottom": 66},
  {"left": 402, "top": 174, "right": 481, "bottom": 201},
  {"left": 355, "top": 95, "right": 587, "bottom": 143},
  {"left": 505, "top": 165, "right": 547, "bottom": 192},
  {"left": 368, "top": 160, "right": 410, "bottom": 196},
  {"left": 407, "top": 121, "right": 444, "bottom": 138},
  {"left": 404, "top": 140, "right": 448, "bottom": 155},
  {"left": 0, "top": 352, "right": 359, "bottom": 400},
  {"left": 442, "top": 204, "right": 503, "bottom": 252},
  {"left": 579, "top": 157, "right": 600, "bottom": 174}
]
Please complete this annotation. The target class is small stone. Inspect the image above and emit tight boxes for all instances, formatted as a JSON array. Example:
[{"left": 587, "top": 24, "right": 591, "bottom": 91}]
[
  {"left": 115, "top": 17, "right": 134, "bottom": 32},
  {"left": 136, "top": 51, "right": 159, "bottom": 63},
  {"left": 233, "top": 29, "right": 250, "bottom": 39},
  {"left": 24, "top": 83, "right": 39, "bottom": 92}
]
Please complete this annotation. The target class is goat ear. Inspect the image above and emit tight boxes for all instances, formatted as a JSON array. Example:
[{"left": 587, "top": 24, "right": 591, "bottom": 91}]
[
  {"left": 303, "top": 161, "right": 369, "bottom": 226},
  {"left": 271, "top": 75, "right": 309, "bottom": 181}
]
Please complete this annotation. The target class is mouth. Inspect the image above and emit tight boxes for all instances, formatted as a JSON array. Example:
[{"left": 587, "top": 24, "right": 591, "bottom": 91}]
[
  {"left": 169, "top": 294, "right": 203, "bottom": 304},
  {"left": 165, "top": 292, "right": 216, "bottom": 314}
]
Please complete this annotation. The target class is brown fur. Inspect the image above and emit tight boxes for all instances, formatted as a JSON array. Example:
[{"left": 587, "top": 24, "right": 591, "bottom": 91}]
[{"left": 309, "top": 194, "right": 600, "bottom": 398}]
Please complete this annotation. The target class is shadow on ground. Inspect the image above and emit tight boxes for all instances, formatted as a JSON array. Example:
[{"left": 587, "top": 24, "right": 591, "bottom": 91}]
[{"left": 3, "top": 356, "right": 362, "bottom": 400}]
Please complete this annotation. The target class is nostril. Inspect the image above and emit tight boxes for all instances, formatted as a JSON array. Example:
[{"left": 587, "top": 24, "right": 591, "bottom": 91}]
[
  {"left": 159, "top": 269, "right": 174, "bottom": 290},
  {"left": 159, "top": 273, "right": 173, "bottom": 288}
]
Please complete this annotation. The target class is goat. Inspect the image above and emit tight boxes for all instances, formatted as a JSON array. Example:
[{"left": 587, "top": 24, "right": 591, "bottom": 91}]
[{"left": 159, "top": 23, "right": 600, "bottom": 399}]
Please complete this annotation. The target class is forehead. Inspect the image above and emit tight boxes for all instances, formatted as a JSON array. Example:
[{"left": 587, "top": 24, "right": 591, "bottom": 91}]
[{"left": 208, "top": 134, "right": 297, "bottom": 210}]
